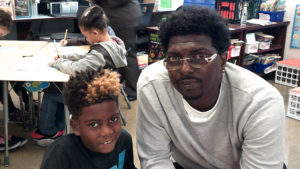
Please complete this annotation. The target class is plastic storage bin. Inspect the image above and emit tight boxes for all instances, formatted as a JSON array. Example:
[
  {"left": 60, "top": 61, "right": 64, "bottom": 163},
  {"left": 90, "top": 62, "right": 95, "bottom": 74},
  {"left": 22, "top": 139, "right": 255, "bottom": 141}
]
[
  {"left": 252, "top": 62, "right": 273, "bottom": 74},
  {"left": 258, "top": 11, "right": 285, "bottom": 22},
  {"left": 287, "top": 87, "right": 300, "bottom": 120},
  {"left": 275, "top": 58, "right": 300, "bottom": 87},
  {"left": 183, "top": 0, "right": 215, "bottom": 9}
]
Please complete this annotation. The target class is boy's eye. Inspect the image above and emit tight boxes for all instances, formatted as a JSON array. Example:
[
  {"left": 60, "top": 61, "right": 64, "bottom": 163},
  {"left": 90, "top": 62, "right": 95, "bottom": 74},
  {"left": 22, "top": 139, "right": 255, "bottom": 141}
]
[
  {"left": 88, "top": 122, "right": 99, "bottom": 128},
  {"left": 109, "top": 116, "right": 119, "bottom": 123}
]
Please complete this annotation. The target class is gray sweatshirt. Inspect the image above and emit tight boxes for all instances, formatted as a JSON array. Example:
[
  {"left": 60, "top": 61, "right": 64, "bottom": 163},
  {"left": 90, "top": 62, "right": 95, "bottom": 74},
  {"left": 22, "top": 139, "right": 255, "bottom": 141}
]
[
  {"left": 137, "top": 61, "right": 285, "bottom": 169},
  {"left": 53, "top": 36, "right": 127, "bottom": 76}
]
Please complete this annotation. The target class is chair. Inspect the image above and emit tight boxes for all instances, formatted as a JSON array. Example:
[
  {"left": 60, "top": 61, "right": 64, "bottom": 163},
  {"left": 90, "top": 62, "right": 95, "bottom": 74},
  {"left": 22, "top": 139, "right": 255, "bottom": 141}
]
[
  {"left": 136, "top": 3, "right": 155, "bottom": 50},
  {"left": 50, "top": 5, "right": 88, "bottom": 41}
]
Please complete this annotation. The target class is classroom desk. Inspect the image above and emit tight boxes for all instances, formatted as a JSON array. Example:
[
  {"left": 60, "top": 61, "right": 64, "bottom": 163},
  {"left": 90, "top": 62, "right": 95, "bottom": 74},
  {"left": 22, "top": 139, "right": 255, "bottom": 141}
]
[
  {"left": 13, "top": 15, "right": 77, "bottom": 40},
  {"left": 0, "top": 40, "right": 71, "bottom": 166}
]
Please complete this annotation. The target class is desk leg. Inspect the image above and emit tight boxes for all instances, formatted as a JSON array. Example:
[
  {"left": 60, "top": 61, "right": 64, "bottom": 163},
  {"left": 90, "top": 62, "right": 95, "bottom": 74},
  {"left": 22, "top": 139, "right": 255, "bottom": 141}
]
[{"left": 2, "top": 81, "right": 9, "bottom": 166}]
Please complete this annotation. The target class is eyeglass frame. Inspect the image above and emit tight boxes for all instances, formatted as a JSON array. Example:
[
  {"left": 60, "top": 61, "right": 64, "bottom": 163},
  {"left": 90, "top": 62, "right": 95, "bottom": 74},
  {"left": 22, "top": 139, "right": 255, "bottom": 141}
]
[{"left": 163, "top": 53, "right": 218, "bottom": 71}]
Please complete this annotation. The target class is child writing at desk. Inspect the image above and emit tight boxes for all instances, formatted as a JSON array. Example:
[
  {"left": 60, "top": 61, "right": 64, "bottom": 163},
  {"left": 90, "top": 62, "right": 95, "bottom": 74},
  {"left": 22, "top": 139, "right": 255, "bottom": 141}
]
[
  {"left": 40, "top": 68, "right": 136, "bottom": 169},
  {"left": 48, "top": 5, "right": 127, "bottom": 75},
  {"left": 31, "top": 5, "right": 127, "bottom": 145}
]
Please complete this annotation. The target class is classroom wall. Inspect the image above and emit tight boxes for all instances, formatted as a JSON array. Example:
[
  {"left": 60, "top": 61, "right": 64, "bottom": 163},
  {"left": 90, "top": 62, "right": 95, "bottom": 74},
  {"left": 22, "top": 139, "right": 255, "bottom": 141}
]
[{"left": 284, "top": 0, "right": 300, "bottom": 59}]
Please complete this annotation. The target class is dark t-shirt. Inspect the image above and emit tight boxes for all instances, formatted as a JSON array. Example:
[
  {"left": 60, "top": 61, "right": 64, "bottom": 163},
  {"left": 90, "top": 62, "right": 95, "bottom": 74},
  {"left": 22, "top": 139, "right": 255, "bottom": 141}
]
[{"left": 40, "top": 129, "right": 136, "bottom": 169}]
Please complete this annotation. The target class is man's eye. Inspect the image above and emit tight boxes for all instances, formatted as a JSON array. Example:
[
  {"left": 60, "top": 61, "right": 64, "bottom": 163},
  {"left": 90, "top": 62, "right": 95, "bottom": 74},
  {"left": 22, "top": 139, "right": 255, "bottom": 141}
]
[
  {"left": 168, "top": 56, "right": 180, "bottom": 62},
  {"left": 192, "top": 54, "right": 207, "bottom": 59},
  {"left": 89, "top": 122, "right": 99, "bottom": 128}
]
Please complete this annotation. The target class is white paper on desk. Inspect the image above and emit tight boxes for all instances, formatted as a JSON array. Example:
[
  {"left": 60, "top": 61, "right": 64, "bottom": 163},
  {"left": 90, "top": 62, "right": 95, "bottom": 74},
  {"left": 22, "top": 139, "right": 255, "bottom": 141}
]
[
  {"left": 59, "top": 46, "right": 87, "bottom": 56},
  {"left": 0, "top": 46, "right": 20, "bottom": 56},
  {"left": 14, "top": 57, "right": 49, "bottom": 72}
]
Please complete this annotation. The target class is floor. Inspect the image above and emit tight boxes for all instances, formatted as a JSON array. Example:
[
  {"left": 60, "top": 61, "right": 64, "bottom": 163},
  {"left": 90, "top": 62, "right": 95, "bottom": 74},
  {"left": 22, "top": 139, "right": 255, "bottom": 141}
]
[{"left": 0, "top": 80, "right": 299, "bottom": 169}]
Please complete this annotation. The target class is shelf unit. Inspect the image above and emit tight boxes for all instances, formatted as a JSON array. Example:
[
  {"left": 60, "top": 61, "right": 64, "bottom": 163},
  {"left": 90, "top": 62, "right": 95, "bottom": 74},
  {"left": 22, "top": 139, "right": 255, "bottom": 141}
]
[
  {"left": 229, "top": 21, "right": 290, "bottom": 67},
  {"left": 146, "top": 21, "right": 290, "bottom": 66}
]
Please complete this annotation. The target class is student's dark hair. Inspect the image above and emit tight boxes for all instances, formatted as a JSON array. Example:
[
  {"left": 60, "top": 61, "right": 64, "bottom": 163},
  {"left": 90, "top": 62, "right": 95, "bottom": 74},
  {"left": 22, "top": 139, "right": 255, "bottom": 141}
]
[
  {"left": 63, "top": 68, "right": 121, "bottom": 120},
  {"left": 79, "top": 5, "right": 109, "bottom": 31},
  {"left": 159, "top": 6, "right": 230, "bottom": 55},
  {"left": 0, "top": 9, "right": 13, "bottom": 30}
]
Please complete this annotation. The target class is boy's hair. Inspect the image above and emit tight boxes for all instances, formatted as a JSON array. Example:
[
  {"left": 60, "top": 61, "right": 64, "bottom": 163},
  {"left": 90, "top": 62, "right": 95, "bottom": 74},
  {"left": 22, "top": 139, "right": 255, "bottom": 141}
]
[
  {"left": 0, "top": 9, "right": 13, "bottom": 30},
  {"left": 79, "top": 5, "right": 109, "bottom": 31},
  {"left": 159, "top": 6, "right": 230, "bottom": 55},
  {"left": 63, "top": 68, "right": 121, "bottom": 120}
]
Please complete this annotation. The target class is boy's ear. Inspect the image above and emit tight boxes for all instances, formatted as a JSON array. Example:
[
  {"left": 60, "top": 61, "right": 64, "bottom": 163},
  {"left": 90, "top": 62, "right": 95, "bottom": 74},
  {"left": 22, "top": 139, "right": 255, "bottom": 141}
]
[{"left": 70, "top": 119, "right": 80, "bottom": 136}]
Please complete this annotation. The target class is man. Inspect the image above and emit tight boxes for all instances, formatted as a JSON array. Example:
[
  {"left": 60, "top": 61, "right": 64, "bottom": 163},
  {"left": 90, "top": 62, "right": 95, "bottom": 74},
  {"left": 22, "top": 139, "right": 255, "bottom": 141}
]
[
  {"left": 93, "top": 0, "right": 142, "bottom": 101},
  {"left": 136, "top": 6, "right": 285, "bottom": 169}
]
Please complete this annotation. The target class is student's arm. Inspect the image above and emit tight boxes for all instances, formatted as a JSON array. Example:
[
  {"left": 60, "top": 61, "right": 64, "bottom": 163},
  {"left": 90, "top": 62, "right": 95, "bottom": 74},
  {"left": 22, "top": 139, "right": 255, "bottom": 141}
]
[
  {"left": 40, "top": 143, "right": 69, "bottom": 169},
  {"left": 240, "top": 96, "right": 285, "bottom": 169},
  {"left": 136, "top": 84, "right": 175, "bottom": 169},
  {"left": 53, "top": 49, "right": 106, "bottom": 76}
]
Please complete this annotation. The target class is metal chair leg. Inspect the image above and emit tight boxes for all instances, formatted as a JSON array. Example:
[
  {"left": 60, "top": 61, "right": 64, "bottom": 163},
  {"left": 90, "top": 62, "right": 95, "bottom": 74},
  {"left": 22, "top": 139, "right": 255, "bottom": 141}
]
[
  {"left": 120, "top": 86, "right": 131, "bottom": 109},
  {"left": 119, "top": 110, "right": 127, "bottom": 126},
  {"left": 17, "top": 91, "right": 26, "bottom": 129},
  {"left": 28, "top": 92, "right": 34, "bottom": 131}
]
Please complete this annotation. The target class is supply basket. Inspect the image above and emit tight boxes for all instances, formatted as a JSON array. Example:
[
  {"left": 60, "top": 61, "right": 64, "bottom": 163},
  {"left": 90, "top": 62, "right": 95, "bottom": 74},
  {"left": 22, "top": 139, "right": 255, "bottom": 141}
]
[
  {"left": 287, "top": 87, "right": 300, "bottom": 120},
  {"left": 275, "top": 58, "right": 300, "bottom": 87},
  {"left": 258, "top": 11, "right": 285, "bottom": 22}
]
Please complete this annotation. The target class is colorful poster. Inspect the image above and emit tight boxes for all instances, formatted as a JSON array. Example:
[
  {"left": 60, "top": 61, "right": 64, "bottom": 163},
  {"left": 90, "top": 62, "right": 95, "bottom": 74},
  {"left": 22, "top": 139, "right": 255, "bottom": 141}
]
[{"left": 290, "top": 5, "right": 300, "bottom": 49}]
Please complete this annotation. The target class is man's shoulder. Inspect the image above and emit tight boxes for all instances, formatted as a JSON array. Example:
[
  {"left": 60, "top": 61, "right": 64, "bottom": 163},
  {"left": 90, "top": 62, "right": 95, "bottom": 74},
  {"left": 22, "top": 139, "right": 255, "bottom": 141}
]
[
  {"left": 138, "top": 61, "right": 169, "bottom": 88},
  {"left": 225, "top": 63, "right": 282, "bottom": 99}
]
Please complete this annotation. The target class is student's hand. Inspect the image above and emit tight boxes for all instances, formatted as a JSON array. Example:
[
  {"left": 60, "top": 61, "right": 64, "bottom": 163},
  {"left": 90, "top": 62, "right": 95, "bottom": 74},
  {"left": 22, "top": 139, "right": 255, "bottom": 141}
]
[
  {"left": 60, "top": 39, "right": 68, "bottom": 46},
  {"left": 48, "top": 62, "right": 57, "bottom": 69},
  {"left": 54, "top": 54, "right": 62, "bottom": 61}
]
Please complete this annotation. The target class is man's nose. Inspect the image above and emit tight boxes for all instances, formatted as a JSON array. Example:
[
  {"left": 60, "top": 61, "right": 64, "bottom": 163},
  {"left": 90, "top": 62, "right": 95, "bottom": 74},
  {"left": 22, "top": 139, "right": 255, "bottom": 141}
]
[{"left": 179, "top": 59, "right": 194, "bottom": 74}]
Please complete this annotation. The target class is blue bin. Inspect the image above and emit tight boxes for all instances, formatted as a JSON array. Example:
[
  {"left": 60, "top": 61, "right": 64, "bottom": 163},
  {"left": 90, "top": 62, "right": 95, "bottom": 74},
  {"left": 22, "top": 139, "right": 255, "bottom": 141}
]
[
  {"left": 252, "top": 62, "right": 273, "bottom": 74},
  {"left": 259, "top": 11, "right": 285, "bottom": 22},
  {"left": 183, "top": 0, "right": 215, "bottom": 9}
]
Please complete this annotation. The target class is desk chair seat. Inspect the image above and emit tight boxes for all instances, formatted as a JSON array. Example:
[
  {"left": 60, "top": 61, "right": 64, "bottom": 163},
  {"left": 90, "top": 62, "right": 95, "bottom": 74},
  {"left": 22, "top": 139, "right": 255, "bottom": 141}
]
[{"left": 51, "top": 32, "right": 84, "bottom": 41}]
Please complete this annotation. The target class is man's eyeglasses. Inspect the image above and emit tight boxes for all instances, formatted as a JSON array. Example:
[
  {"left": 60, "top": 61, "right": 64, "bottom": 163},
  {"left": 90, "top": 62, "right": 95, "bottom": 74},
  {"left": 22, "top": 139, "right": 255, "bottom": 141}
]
[{"left": 164, "top": 53, "right": 218, "bottom": 71}]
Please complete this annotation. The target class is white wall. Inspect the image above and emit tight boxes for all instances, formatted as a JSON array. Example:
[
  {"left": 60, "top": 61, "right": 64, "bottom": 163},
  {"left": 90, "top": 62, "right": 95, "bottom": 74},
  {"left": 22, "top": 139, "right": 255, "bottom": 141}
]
[{"left": 284, "top": 0, "right": 300, "bottom": 59}]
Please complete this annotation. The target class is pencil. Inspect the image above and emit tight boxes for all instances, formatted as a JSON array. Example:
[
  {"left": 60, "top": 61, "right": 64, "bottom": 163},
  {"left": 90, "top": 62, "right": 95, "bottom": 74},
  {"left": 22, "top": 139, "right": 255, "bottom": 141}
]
[
  {"left": 64, "top": 29, "right": 68, "bottom": 41},
  {"left": 54, "top": 40, "right": 59, "bottom": 57}
]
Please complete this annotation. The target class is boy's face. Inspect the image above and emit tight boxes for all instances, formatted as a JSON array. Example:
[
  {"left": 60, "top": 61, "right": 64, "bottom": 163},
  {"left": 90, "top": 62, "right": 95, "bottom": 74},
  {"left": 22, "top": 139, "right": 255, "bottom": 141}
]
[
  {"left": 71, "top": 100, "right": 122, "bottom": 154},
  {"left": 80, "top": 26, "right": 100, "bottom": 45},
  {"left": 0, "top": 26, "right": 9, "bottom": 37}
]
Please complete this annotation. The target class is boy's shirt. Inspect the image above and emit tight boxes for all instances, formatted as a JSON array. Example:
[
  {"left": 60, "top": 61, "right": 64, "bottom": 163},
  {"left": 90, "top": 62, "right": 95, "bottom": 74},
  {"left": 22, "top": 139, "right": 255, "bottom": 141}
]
[{"left": 40, "top": 129, "right": 136, "bottom": 169}]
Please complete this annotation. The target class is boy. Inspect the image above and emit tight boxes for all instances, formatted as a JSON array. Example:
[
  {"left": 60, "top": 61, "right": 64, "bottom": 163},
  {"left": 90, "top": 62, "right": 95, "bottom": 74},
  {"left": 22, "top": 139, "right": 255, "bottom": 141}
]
[{"left": 40, "top": 68, "right": 136, "bottom": 169}]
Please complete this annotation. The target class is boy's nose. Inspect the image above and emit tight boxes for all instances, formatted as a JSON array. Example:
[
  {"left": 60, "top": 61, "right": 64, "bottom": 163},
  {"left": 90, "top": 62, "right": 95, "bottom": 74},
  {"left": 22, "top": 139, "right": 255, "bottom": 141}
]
[{"left": 99, "top": 125, "right": 113, "bottom": 137}]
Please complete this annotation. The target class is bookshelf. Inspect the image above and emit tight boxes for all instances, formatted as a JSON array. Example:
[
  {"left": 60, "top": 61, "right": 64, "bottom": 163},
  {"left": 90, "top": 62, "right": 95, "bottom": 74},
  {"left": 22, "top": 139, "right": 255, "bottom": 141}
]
[{"left": 146, "top": 21, "right": 290, "bottom": 67}]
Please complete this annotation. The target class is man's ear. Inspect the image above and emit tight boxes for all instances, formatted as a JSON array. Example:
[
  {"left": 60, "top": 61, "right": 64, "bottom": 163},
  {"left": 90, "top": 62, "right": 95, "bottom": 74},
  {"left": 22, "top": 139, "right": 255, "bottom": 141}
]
[
  {"left": 220, "top": 52, "right": 227, "bottom": 70},
  {"left": 70, "top": 119, "right": 80, "bottom": 136}
]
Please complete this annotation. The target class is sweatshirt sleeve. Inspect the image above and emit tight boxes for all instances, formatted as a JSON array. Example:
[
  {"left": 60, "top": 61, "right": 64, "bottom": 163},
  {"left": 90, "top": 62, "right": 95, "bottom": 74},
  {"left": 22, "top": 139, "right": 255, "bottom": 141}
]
[
  {"left": 240, "top": 96, "right": 285, "bottom": 169},
  {"left": 136, "top": 82, "right": 175, "bottom": 169},
  {"left": 54, "top": 49, "right": 106, "bottom": 76}
]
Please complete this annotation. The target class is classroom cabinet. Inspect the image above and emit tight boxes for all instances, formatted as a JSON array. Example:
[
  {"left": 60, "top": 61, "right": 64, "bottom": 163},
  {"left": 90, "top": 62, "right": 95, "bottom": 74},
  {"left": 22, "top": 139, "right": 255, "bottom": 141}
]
[{"left": 147, "top": 21, "right": 290, "bottom": 69}]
